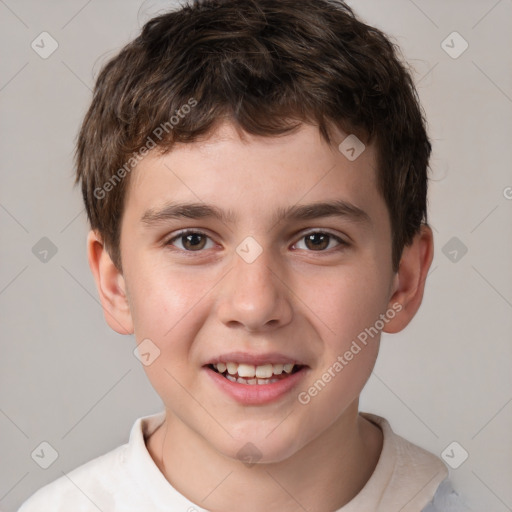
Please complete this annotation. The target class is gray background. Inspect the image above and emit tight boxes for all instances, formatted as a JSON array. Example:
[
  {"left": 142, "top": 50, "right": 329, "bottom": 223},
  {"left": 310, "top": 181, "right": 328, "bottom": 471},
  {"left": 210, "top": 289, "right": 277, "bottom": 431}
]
[{"left": 1, "top": 0, "right": 511, "bottom": 510}]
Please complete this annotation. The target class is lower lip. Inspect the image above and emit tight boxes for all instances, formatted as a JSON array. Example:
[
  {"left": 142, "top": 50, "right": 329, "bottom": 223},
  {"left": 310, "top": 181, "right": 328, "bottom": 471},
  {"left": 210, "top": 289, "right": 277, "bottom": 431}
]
[{"left": 204, "top": 366, "right": 308, "bottom": 405}]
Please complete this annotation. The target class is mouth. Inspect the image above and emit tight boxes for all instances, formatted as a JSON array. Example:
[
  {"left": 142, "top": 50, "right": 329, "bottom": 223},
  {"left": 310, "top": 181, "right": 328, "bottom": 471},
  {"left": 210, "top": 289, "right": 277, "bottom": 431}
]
[{"left": 207, "top": 362, "right": 305, "bottom": 385}]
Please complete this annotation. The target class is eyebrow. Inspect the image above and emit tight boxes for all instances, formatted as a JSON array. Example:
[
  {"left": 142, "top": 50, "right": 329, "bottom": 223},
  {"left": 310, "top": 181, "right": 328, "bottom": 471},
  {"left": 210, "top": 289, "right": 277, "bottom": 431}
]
[{"left": 141, "top": 200, "right": 371, "bottom": 227}]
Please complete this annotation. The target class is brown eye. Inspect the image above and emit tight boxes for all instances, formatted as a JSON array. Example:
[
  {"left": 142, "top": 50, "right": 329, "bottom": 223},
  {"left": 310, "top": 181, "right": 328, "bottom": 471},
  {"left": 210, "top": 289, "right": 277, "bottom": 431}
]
[
  {"left": 304, "top": 233, "right": 330, "bottom": 251},
  {"left": 294, "top": 231, "right": 346, "bottom": 252},
  {"left": 181, "top": 233, "right": 207, "bottom": 251},
  {"left": 166, "top": 230, "right": 213, "bottom": 251}
]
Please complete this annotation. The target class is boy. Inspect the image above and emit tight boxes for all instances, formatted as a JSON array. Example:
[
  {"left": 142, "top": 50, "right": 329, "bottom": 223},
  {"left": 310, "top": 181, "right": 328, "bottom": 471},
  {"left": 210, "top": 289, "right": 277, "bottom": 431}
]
[{"left": 19, "top": 0, "right": 471, "bottom": 510}]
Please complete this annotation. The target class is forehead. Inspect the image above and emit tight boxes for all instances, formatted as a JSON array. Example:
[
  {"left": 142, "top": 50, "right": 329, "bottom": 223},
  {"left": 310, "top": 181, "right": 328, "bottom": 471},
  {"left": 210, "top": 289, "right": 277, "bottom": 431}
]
[{"left": 123, "top": 120, "right": 384, "bottom": 229}]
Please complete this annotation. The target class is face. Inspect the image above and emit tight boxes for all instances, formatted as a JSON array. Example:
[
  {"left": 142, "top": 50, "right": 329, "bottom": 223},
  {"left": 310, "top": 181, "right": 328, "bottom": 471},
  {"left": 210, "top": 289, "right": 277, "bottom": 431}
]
[{"left": 116, "top": 121, "right": 399, "bottom": 462}]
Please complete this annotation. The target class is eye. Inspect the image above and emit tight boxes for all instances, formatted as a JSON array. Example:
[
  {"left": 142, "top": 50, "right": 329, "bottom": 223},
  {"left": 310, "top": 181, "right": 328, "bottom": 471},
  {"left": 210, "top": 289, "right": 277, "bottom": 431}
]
[
  {"left": 165, "top": 229, "right": 348, "bottom": 253},
  {"left": 165, "top": 230, "right": 215, "bottom": 252},
  {"left": 293, "top": 230, "right": 347, "bottom": 252}
]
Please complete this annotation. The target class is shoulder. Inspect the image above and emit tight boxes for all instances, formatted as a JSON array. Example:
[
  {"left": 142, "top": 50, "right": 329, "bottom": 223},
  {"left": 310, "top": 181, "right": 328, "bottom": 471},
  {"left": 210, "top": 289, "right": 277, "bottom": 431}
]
[
  {"left": 17, "top": 411, "right": 170, "bottom": 512},
  {"left": 17, "top": 443, "right": 130, "bottom": 512},
  {"left": 359, "top": 412, "right": 449, "bottom": 512},
  {"left": 362, "top": 412, "right": 448, "bottom": 481}
]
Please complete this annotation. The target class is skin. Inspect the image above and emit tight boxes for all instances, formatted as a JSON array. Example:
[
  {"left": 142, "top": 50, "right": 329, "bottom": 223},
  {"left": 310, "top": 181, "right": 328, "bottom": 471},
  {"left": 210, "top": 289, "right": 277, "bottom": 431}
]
[{"left": 88, "top": 120, "right": 433, "bottom": 512}]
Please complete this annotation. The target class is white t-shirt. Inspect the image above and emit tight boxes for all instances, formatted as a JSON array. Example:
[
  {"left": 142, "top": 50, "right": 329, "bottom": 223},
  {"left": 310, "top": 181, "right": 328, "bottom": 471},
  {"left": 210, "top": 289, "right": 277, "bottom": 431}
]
[{"left": 18, "top": 411, "right": 469, "bottom": 512}]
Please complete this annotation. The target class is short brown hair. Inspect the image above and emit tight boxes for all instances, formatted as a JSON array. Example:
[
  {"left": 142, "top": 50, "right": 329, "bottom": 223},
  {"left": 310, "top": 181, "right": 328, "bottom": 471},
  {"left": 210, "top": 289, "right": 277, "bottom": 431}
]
[{"left": 76, "top": 0, "right": 430, "bottom": 272}]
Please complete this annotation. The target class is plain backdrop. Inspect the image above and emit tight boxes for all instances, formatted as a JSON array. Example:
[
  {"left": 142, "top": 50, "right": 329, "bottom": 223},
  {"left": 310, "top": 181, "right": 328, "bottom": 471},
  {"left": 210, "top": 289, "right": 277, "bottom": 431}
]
[{"left": 1, "top": 1, "right": 511, "bottom": 511}]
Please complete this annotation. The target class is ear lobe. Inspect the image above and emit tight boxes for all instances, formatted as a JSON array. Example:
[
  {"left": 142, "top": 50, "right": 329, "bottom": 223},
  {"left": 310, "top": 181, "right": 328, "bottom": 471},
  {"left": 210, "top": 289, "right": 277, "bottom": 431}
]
[
  {"left": 87, "top": 230, "right": 134, "bottom": 335},
  {"left": 383, "top": 225, "right": 434, "bottom": 334}
]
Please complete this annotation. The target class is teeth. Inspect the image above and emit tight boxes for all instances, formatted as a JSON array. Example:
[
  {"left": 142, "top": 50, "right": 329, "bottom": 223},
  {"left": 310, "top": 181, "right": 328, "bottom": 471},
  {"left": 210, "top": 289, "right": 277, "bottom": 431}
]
[
  {"left": 283, "top": 363, "right": 294, "bottom": 373},
  {"left": 273, "top": 364, "right": 284, "bottom": 375},
  {"left": 230, "top": 376, "right": 281, "bottom": 385},
  {"left": 255, "top": 364, "right": 273, "bottom": 378},
  {"left": 238, "top": 363, "right": 256, "bottom": 378},
  {"left": 212, "top": 362, "right": 299, "bottom": 379},
  {"left": 226, "top": 362, "right": 238, "bottom": 375}
]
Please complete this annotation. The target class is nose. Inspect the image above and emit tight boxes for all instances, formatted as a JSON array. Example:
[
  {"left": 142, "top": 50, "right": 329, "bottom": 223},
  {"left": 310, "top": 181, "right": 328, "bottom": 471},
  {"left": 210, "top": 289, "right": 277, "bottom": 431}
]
[{"left": 216, "top": 244, "right": 293, "bottom": 332}]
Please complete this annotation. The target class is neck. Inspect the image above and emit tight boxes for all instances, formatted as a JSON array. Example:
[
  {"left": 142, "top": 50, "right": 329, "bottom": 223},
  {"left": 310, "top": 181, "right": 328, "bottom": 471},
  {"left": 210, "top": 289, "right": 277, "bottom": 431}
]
[{"left": 146, "top": 401, "right": 383, "bottom": 512}]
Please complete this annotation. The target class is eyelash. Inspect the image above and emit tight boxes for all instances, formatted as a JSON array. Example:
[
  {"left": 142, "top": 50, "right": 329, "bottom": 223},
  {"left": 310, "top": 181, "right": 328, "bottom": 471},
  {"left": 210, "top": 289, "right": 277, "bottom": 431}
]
[{"left": 164, "top": 229, "right": 349, "bottom": 254}]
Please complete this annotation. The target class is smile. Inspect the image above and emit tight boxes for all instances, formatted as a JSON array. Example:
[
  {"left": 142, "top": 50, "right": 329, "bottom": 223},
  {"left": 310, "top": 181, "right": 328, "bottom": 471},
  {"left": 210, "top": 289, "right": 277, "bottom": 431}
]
[
  {"left": 209, "top": 362, "right": 303, "bottom": 385},
  {"left": 205, "top": 361, "right": 308, "bottom": 404}
]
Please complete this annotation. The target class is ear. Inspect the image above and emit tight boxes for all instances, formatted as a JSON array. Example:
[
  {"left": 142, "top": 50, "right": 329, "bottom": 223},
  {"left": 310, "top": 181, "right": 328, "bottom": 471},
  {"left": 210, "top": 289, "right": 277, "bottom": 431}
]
[
  {"left": 383, "top": 225, "right": 434, "bottom": 333},
  {"left": 87, "top": 230, "right": 134, "bottom": 335}
]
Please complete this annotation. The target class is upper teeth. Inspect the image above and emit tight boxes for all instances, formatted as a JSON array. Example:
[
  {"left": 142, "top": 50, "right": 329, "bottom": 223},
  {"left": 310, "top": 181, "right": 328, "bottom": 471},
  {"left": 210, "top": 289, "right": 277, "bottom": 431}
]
[{"left": 213, "top": 362, "right": 295, "bottom": 378}]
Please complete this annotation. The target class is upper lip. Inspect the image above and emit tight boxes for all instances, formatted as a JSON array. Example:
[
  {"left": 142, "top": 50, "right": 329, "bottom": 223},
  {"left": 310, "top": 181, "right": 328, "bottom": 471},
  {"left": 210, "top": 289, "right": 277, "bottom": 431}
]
[{"left": 204, "top": 351, "right": 306, "bottom": 367}]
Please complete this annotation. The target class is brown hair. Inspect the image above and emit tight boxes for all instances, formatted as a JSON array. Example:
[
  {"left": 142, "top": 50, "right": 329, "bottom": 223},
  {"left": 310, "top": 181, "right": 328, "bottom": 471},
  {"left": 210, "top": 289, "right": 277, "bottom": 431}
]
[{"left": 76, "top": 0, "right": 430, "bottom": 272}]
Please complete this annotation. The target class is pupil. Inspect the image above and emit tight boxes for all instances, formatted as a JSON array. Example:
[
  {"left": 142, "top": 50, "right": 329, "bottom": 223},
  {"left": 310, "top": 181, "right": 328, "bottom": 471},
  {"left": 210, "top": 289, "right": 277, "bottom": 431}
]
[
  {"left": 184, "top": 233, "right": 205, "bottom": 250},
  {"left": 306, "top": 233, "right": 328, "bottom": 250}
]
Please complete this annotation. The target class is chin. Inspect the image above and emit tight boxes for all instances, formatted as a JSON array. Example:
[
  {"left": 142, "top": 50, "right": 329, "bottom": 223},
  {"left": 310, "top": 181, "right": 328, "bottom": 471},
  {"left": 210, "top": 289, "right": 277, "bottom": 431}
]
[{"left": 215, "top": 427, "right": 308, "bottom": 466}]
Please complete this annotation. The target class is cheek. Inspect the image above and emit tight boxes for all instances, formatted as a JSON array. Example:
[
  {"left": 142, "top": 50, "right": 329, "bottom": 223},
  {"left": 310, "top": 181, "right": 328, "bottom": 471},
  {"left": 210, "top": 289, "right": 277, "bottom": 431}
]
[
  {"left": 296, "top": 273, "right": 383, "bottom": 429},
  {"left": 307, "top": 263, "right": 390, "bottom": 349},
  {"left": 306, "top": 264, "right": 389, "bottom": 412},
  {"left": 127, "top": 258, "right": 210, "bottom": 340},
  {"left": 127, "top": 264, "right": 215, "bottom": 405},
  {"left": 126, "top": 262, "right": 219, "bottom": 393}
]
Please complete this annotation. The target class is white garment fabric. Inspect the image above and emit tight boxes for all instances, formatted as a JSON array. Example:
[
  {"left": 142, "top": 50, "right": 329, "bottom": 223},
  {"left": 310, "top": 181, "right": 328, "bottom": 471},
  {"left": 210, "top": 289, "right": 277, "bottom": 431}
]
[
  {"left": 423, "top": 479, "right": 473, "bottom": 512},
  {"left": 18, "top": 410, "right": 470, "bottom": 512}
]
